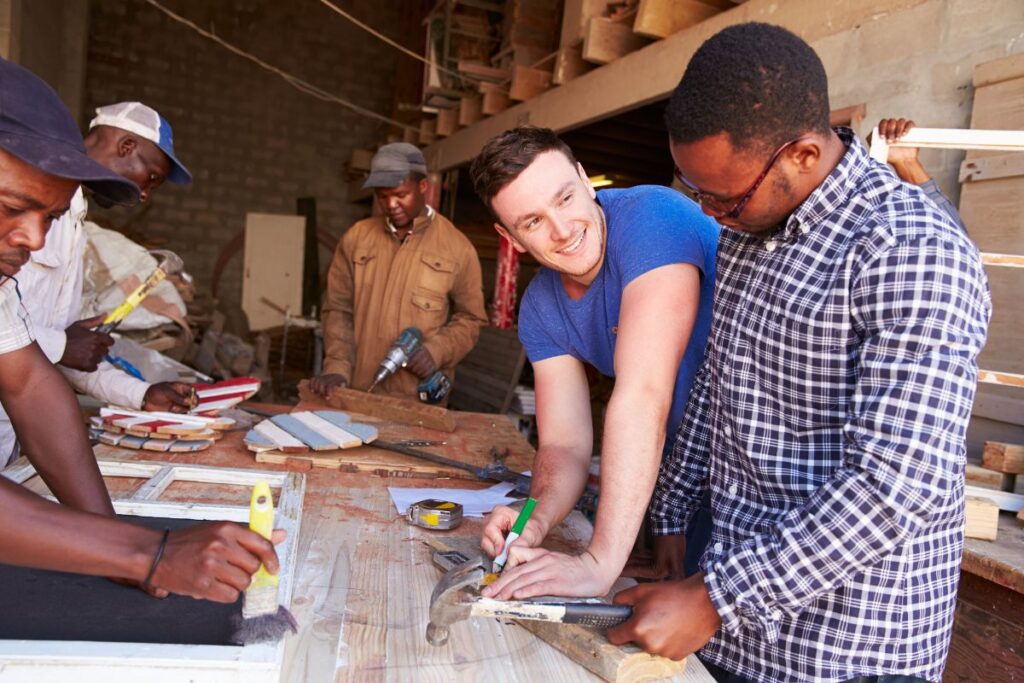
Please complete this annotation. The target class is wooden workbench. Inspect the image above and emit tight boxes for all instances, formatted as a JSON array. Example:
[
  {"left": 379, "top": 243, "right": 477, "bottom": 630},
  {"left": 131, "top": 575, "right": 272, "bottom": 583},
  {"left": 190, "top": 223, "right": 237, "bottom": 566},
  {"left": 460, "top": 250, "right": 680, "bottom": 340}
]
[{"left": 90, "top": 406, "right": 714, "bottom": 683}]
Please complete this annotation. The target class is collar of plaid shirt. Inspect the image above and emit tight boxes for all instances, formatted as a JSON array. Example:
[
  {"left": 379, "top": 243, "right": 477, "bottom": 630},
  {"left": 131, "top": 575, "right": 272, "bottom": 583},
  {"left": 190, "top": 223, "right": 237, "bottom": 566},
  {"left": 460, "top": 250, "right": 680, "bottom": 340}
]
[{"left": 651, "top": 128, "right": 991, "bottom": 682}]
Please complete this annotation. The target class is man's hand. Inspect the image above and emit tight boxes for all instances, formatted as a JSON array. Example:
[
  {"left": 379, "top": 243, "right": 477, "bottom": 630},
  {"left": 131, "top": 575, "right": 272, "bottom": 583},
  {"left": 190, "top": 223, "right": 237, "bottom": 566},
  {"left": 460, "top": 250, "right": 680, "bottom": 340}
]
[
  {"left": 480, "top": 504, "right": 547, "bottom": 561},
  {"left": 606, "top": 574, "right": 721, "bottom": 661},
  {"left": 60, "top": 315, "right": 114, "bottom": 371},
  {"left": 624, "top": 533, "right": 686, "bottom": 580},
  {"left": 309, "top": 373, "right": 348, "bottom": 397},
  {"left": 148, "top": 522, "right": 286, "bottom": 603},
  {"left": 874, "top": 118, "right": 930, "bottom": 184},
  {"left": 142, "top": 382, "right": 194, "bottom": 413},
  {"left": 481, "top": 547, "right": 617, "bottom": 600},
  {"left": 405, "top": 345, "right": 437, "bottom": 379}
]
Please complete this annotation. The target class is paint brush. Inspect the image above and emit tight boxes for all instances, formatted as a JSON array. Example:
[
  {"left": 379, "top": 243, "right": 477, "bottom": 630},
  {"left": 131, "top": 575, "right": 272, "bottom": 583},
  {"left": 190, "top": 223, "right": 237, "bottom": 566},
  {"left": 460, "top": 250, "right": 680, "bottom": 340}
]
[
  {"left": 492, "top": 497, "right": 537, "bottom": 573},
  {"left": 229, "top": 480, "right": 298, "bottom": 644}
]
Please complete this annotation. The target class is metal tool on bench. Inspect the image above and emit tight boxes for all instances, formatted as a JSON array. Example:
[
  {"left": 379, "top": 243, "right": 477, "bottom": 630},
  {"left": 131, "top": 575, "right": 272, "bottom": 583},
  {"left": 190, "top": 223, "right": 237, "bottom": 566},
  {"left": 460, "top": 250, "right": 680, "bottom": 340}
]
[
  {"left": 96, "top": 249, "right": 184, "bottom": 334},
  {"left": 368, "top": 327, "right": 452, "bottom": 404},
  {"left": 374, "top": 441, "right": 533, "bottom": 495},
  {"left": 407, "top": 499, "right": 464, "bottom": 530},
  {"left": 425, "top": 557, "right": 633, "bottom": 646}
]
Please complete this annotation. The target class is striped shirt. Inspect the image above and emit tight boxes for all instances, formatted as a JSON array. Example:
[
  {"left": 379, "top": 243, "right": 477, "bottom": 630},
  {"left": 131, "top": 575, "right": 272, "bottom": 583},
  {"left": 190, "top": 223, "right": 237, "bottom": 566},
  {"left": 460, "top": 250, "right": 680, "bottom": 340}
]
[
  {"left": 650, "top": 129, "right": 991, "bottom": 682},
  {"left": 0, "top": 277, "right": 33, "bottom": 354}
]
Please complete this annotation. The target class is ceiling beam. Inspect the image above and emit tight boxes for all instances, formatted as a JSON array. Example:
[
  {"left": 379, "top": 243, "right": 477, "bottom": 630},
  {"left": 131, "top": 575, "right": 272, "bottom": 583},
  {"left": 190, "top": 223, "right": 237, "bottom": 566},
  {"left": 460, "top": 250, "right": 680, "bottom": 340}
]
[{"left": 423, "top": 0, "right": 930, "bottom": 172}]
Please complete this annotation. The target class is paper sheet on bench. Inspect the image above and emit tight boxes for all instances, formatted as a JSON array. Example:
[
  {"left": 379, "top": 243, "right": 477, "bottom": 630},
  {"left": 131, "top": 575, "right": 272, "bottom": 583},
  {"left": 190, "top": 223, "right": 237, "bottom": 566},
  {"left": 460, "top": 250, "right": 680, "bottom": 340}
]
[{"left": 388, "top": 481, "right": 519, "bottom": 518}]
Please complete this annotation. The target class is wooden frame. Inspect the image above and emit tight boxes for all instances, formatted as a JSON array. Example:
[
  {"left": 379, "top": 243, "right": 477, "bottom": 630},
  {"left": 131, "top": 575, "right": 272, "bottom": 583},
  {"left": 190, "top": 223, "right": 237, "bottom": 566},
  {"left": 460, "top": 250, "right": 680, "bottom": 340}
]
[{"left": 0, "top": 459, "right": 305, "bottom": 683}]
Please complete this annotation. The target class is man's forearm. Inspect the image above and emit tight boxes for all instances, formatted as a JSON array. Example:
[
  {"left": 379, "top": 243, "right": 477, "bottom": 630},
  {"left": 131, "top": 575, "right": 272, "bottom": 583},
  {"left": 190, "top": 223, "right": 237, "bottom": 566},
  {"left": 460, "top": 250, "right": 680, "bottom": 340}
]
[
  {"left": 588, "top": 388, "right": 666, "bottom": 575},
  {"left": 528, "top": 443, "right": 592, "bottom": 540},
  {"left": 5, "top": 347, "right": 114, "bottom": 516}
]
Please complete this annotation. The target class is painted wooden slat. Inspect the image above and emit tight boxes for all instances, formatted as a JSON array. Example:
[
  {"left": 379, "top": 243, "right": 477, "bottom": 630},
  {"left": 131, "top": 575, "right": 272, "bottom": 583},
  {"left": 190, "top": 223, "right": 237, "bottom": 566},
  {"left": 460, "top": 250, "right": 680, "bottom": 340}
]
[
  {"left": 244, "top": 429, "right": 277, "bottom": 452},
  {"left": 271, "top": 414, "right": 337, "bottom": 451},
  {"left": 291, "top": 412, "right": 362, "bottom": 449},
  {"left": 131, "top": 465, "right": 177, "bottom": 500},
  {"left": 254, "top": 420, "right": 309, "bottom": 454},
  {"left": 313, "top": 410, "right": 379, "bottom": 444},
  {"left": 868, "top": 126, "right": 1024, "bottom": 162},
  {"left": 142, "top": 439, "right": 174, "bottom": 452},
  {"left": 312, "top": 410, "right": 351, "bottom": 425},
  {"left": 167, "top": 440, "right": 213, "bottom": 453}
]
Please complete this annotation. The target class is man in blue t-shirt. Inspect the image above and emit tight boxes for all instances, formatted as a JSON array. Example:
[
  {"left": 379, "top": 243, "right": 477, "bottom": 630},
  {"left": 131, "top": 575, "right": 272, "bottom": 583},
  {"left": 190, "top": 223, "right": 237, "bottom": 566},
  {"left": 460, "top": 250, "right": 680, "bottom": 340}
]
[{"left": 468, "top": 127, "right": 719, "bottom": 601}]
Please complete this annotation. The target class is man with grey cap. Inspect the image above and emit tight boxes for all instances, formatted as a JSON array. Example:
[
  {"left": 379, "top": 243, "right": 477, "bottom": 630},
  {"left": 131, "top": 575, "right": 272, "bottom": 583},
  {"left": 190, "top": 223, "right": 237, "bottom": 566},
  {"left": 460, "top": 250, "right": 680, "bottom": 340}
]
[
  {"left": 312, "top": 142, "right": 486, "bottom": 400},
  {"left": 0, "top": 57, "right": 283, "bottom": 601},
  {"left": 0, "top": 101, "right": 195, "bottom": 466}
]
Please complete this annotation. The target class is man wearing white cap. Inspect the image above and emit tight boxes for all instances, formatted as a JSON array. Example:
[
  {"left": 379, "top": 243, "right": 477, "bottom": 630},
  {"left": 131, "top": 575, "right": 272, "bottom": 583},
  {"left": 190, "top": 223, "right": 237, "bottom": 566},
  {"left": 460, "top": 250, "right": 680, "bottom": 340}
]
[{"left": 0, "top": 101, "right": 194, "bottom": 466}]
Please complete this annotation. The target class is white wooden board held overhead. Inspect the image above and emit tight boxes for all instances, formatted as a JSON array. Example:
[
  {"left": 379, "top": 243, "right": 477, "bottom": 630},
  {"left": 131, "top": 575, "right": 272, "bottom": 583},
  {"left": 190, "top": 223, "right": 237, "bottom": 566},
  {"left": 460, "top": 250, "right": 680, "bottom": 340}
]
[{"left": 0, "top": 459, "right": 306, "bottom": 683}]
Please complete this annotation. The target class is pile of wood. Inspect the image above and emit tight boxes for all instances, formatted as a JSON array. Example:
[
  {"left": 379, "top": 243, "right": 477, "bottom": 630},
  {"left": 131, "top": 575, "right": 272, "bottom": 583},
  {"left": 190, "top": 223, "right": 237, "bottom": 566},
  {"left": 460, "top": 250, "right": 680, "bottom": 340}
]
[{"left": 965, "top": 441, "right": 1024, "bottom": 541}]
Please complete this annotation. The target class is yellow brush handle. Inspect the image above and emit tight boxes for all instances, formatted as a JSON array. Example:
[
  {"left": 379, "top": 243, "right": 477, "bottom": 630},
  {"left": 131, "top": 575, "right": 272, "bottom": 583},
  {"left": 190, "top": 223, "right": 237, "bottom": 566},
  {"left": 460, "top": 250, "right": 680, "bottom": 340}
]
[
  {"left": 102, "top": 268, "right": 168, "bottom": 326},
  {"left": 249, "top": 480, "right": 277, "bottom": 587}
]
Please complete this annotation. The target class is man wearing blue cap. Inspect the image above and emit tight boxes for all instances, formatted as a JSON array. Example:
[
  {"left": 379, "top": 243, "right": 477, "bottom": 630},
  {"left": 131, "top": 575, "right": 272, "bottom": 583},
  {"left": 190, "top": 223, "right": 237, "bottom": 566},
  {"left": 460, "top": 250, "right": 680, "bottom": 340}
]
[
  {"left": 0, "top": 101, "right": 195, "bottom": 466},
  {"left": 0, "top": 57, "right": 283, "bottom": 601}
]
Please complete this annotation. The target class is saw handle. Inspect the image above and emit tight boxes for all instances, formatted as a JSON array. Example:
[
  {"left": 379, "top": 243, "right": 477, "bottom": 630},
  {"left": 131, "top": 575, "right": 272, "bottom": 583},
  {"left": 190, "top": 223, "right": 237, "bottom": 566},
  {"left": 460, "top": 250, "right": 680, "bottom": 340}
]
[{"left": 561, "top": 603, "right": 633, "bottom": 628}]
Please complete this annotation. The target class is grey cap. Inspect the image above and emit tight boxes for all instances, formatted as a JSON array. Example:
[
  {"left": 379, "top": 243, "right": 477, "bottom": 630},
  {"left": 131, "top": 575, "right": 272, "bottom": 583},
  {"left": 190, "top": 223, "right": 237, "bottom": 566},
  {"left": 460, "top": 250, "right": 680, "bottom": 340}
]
[{"left": 362, "top": 142, "right": 427, "bottom": 189}]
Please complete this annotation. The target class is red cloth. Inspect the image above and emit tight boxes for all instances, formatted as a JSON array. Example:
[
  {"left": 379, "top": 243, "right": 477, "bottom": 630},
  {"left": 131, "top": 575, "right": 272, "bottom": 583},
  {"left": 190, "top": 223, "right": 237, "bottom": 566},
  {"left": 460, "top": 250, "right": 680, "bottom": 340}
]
[{"left": 491, "top": 235, "right": 519, "bottom": 329}]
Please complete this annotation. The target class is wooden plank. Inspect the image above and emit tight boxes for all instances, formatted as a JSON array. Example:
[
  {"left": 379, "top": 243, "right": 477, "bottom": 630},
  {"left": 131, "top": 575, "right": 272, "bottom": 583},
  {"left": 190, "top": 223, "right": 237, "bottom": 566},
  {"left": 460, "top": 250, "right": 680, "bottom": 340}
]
[
  {"left": 298, "top": 381, "right": 456, "bottom": 433},
  {"left": 553, "top": 45, "right": 594, "bottom": 85},
  {"left": 974, "top": 52, "right": 1024, "bottom": 90},
  {"left": 966, "top": 485, "right": 1024, "bottom": 513},
  {"left": 509, "top": 64, "right": 553, "bottom": 101},
  {"left": 480, "top": 84, "right": 512, "bottom": 115},
  {"left": 241, "top": 213, "right": 306, "bottom": 332},
  {"left": 960, "top": 152, "right": 1024, "bottom": 184},
  {"left": 291, "top": 412, "right": 363, "bottom": 449},
  {"left": 313, "top": 411, "right": 378, "bottom": 444},
  {"left": 634, "top": 0, "right": 732, "bottom": 39},
  {"left": 271, "top": 414, "right": 340, "bottom": 451},
  {"left": 582, "top": 17, "right": 650, "bottom": 65},
  {"left": 867, "top": 127, "right": 1024, "bottom": 163},
  {"left": 983, "top": 442, "right": 1024, "bottom": 474},
  {"left": 561, "top": 0, "right": 611, "bottom": 47},
  {"left": 966, "top": 463, "right": 1018, "bottom": 493},
  {"left": 459, "top": 94, "right": 484, "bottom": 126},
  {"left": 436, "top": 107, "right": 460, "bottom": 137},
  {"left": 255, "top": 420, "right": 310, "bottom": 454},
  {"left": 966, "top": 496, "right": 1000, "bottom": 541}
]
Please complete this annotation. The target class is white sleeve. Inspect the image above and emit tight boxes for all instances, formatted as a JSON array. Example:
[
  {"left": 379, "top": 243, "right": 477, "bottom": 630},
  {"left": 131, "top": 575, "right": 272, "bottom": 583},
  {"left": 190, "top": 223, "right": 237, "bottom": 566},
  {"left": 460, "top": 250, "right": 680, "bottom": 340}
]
[
  {"left": 0, "top": 279, "right": 33, "bottom": 354},
  {"left": 61, "top": 362, "right": 151, "bottom": 409},
  {"left": 28, "top": 324, "right": 67, "bottom": 364}
]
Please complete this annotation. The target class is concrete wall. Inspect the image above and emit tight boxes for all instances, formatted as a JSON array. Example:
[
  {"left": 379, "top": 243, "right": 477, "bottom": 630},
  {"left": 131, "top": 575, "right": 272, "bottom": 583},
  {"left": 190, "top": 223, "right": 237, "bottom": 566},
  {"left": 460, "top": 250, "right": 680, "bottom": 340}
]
[
  {"left": 819, "top": 0, "right": 1024, "bottom": 204},
  {"left": 82, "top": 0, "right": 400, "bottom": 316}
]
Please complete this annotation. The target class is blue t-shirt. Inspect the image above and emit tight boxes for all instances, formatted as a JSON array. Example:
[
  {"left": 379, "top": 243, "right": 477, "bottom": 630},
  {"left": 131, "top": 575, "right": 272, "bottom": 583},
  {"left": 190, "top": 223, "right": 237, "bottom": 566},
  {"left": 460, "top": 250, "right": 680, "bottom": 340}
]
[{"left": 518, "top": 185, "right": 719, "bottom": 444}]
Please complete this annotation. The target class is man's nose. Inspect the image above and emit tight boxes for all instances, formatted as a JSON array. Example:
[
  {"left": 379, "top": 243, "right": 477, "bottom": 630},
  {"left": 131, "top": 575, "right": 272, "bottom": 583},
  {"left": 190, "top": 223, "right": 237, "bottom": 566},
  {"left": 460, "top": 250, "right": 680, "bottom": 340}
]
[{"left": 10, "top": 215, "right": 47, "bottom": 251}]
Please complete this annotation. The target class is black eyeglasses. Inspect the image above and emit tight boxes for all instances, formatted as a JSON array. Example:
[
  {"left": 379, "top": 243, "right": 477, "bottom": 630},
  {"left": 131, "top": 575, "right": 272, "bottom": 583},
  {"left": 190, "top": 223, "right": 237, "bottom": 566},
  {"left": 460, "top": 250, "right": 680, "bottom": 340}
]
[{"left": 674, "top": 136, "right": 806, "bottom": 220}]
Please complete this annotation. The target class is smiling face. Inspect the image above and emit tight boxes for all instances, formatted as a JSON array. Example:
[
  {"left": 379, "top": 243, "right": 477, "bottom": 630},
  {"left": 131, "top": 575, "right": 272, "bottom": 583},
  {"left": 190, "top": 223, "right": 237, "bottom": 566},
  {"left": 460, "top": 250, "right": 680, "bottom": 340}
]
[
  {"left": 0, "top": 147, "right": 78, "bottom": 278},
  {"left": 490, "top": 150, "right": 606, "bottom": 288}
]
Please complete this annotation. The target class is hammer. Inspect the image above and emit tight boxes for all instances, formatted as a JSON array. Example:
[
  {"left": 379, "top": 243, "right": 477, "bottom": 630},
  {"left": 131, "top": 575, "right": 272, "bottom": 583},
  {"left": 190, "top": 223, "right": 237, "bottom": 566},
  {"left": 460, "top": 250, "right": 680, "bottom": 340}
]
[
  {"left": 96, "top": 249, "right": 184, "bottom": 334},
  {"left": 425, "top": 558, "right": 633, "bottom": 646}
]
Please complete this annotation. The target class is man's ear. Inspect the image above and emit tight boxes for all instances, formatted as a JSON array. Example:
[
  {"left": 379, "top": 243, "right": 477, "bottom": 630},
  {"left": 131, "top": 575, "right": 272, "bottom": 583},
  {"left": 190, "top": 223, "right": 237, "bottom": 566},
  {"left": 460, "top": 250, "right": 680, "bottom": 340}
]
[
  {"left": 790, "top": 137, "right": 823, "bottom": 174},
  {"left": 118, "top": 135, "right": 137, "bottom": 158},
  {"left": 417, "top": 177, "right": 429, "bottom": 195},
  {"left": 576, "top": 162, "right": 596, "bottom": 199},
  {"left": 493, "top": 222, "right": 527, "bottom": 254}
]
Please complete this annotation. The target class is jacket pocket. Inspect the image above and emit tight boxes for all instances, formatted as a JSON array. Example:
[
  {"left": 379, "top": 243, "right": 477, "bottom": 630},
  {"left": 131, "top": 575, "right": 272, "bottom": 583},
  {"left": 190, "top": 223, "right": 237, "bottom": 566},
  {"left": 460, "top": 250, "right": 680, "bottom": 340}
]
[
  {"left": 417, "top": 252, "right": 457, "bottom": 294},
  {"left": 410, "top": 287, "right": 449, "bottom": 331}
]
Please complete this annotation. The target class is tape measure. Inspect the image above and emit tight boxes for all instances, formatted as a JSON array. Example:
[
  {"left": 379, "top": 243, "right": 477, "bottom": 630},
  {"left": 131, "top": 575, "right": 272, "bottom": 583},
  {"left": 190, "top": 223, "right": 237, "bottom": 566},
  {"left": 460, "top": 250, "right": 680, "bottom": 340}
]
[{"left": 407, "top": 499, "right": 464, "bottom": 530}]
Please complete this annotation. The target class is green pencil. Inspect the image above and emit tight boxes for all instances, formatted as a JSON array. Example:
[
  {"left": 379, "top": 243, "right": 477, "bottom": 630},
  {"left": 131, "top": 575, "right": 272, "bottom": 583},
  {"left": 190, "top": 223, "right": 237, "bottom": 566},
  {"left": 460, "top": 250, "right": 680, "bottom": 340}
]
[{"left": 492, "top": 497, "right": 537, "bottom": 573}]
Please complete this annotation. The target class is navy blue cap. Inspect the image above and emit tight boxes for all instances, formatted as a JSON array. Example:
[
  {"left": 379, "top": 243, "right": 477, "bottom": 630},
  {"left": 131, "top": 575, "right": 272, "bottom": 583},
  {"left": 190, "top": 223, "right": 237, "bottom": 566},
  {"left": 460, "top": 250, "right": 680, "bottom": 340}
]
[{"left": 0, "top": 58, "right": 141, "bottom": 205}]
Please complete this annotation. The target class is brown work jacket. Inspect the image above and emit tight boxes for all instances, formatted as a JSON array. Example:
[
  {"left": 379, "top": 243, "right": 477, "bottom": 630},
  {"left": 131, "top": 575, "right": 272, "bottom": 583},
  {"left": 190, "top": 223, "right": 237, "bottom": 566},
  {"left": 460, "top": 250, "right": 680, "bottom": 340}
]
[{"left": 321, "top": 210, "right": 487, "bottom": 399}]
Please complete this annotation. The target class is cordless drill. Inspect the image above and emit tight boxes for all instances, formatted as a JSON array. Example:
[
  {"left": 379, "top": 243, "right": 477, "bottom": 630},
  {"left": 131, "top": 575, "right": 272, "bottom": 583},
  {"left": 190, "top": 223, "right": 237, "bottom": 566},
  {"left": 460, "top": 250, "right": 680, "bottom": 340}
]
[{"left": 368, "top": 327, "right": 452, "bottom": 404}]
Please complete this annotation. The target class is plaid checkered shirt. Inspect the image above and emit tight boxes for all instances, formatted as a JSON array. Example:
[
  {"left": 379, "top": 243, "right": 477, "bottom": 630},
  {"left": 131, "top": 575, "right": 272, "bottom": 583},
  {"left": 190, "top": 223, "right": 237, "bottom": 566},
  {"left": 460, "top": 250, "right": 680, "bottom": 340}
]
[{"left": 650, "top": 129, "right": 991, "bottom": 682}]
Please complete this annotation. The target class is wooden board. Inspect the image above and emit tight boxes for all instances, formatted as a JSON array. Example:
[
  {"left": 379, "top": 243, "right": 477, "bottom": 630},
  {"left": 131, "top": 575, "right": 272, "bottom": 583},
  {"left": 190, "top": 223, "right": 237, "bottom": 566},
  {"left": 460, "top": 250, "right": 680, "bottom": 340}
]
[
  {"left": 241, "top": 213, "right": 306, "bottom": 332},
  {"left": 561, "top": 0, "right": 611, "bottom": 47},
  {"left": 254, "top": 401, "right": 533, "bottom": 481},
  {"left": 966, "top": 496, "right": 1000, "bottom": 541},
  {"left": 509, "top": 64, "right": 554, "bottom": 101},
  {"left": 582, "top": 17, "right": 650, "bottom": 65},
  {"left": 966, "top": 463, "right": 1018, "bottom": 493},
  {"left": 983, "top": 442, "right": 1024, "bottom": 474},
  {"left": 480, "top": 83, "right": 512, "bottom": 115},
  {"left": 298, "top": 380, "right": 456, "bottom": 432},
  {"left": 554, "top": 45, "right": 594, "bottom": 85},
  {"left": 634, "top": 0, "right": 732, "bottom": 39},
  {"left": 0, "top": 459, "right": 305, "bottom": 683}
]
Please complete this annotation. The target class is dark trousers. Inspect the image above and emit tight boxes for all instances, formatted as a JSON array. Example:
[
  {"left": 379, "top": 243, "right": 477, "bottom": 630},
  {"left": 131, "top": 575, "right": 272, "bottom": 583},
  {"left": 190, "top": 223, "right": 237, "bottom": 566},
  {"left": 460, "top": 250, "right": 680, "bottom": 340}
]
[{"left": 701, "top": 659, "right": 929, "bottom": 683}]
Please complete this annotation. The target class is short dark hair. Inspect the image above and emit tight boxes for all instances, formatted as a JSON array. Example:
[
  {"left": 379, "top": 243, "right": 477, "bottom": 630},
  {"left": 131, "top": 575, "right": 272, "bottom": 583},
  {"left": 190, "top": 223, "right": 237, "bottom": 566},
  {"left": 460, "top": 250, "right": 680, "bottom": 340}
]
[
  {"left": 470, "top": 126, "right": 577, "bottom": 215},
  {"left": 664, "top": 23, "right": 831, "bottom": 154}
]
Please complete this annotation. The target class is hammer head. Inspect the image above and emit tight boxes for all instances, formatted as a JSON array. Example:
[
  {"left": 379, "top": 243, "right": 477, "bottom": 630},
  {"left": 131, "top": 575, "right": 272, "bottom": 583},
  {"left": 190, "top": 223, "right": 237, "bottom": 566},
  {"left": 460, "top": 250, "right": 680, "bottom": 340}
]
[
  {"left": 426, "top": 558, "right": 485, "bottom": 646},
  {"left": 149, "top": 249, "right": 184, "bottom": 275}
]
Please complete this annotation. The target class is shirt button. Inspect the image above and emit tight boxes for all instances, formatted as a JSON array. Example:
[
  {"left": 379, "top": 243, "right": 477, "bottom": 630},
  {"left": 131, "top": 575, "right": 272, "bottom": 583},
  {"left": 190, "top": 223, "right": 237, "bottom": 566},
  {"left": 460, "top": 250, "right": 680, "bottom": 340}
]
[
  {"left": 714, "top": 542, "right": 723, "bottom": 553},
  {"left": 729, "top": 484, "right": 738, "bottom": 495},
  {"left": 723, "top": 424, "right": 732, "bottom": 438}
]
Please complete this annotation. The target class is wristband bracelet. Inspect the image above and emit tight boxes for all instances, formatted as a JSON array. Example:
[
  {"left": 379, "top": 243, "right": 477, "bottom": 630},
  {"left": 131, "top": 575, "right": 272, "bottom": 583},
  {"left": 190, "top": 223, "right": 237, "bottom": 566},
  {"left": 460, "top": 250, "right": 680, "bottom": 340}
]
[{"left": 142, "top": 527, "right": 171, "bottom": 591}]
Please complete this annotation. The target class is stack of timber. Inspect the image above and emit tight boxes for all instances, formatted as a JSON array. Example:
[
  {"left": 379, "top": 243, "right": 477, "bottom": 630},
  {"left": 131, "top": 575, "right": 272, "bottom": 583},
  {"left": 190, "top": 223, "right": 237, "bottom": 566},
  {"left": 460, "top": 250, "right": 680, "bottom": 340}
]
[
  {"left": 965, "top": 441, "right": 1024, "bottom": 541},
  {"left": 959, "top": 52, "right": 1024, "bottom": 433},
  {"left": 91, "top": 408, "right": 235, "bottom": 453}
]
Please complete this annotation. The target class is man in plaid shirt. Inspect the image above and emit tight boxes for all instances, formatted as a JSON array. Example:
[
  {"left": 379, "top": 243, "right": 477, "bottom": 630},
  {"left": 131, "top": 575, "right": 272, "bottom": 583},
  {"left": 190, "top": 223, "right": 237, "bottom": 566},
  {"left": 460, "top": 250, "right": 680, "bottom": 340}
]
[{"left": 606, "top": 24, "right": 991, "bottom": 683}]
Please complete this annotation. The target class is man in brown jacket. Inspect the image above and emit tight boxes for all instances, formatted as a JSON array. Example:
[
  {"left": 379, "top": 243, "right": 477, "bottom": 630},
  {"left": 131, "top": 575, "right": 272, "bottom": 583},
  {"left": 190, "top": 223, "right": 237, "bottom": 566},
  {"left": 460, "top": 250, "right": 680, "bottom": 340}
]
[{"left": 311, "top": 143, "right": 487, "bottom": 401}]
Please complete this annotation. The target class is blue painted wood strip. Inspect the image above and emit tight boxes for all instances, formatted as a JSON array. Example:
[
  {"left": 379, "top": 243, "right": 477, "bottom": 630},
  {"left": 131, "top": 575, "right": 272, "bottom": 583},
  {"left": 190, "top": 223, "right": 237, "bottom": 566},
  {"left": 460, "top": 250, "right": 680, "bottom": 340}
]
[
  {"left": 271, "top": 414, "right": 337, "bottom": 451},
  {"left": 313, "top": 410, "right": 353, "bottom": 427},
  {"left": 244, "top": 429, "right": 274, "bottom": 447},
  {"left": 341, "top": 422, "right": 378, "bottom": 444}
]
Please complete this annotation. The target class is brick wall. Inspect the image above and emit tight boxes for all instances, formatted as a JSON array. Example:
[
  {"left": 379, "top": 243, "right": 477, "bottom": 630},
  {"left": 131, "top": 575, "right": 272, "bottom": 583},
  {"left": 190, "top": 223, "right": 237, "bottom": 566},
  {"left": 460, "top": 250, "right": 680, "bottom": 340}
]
[{"left": 83, "top": 0, "right": 401, "bottom": 318}]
